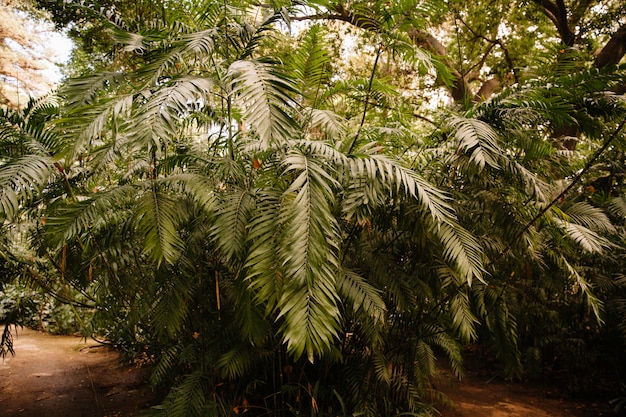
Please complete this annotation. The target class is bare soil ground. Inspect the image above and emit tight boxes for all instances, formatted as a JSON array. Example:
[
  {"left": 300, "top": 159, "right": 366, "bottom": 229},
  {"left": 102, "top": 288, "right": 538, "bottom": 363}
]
[
  {"left": 436, "top": 372, "right": 613, "bottom": 417},
  {"left": 0, "top": 326, "right": 617, "bottom": 417},
  {"left": 0, "top": 326, "right": 154, "bottom": 417}
]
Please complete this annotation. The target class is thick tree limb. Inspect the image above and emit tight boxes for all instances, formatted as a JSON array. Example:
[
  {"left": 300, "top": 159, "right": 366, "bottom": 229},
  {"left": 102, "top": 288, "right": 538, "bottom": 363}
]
[
  {"left": 292, "top": 10, "right": 475, "bottom": 102},
  {"left": 595, "top": 25, "right": 626, "bottom": 68},
  {"left": 532, "top": 0, "right": 575, "bottom": 46}
]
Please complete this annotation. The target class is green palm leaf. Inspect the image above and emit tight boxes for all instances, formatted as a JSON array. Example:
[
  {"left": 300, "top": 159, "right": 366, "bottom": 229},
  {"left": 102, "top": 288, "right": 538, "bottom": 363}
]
[
  {"left": 446, "top": 115, "right": 502, "bottom": 171},
  {"left": 128, "top": 77, "right": 214, "bottom": 151},
  {"left": 337, "top": 267, "right": 386, "bottom": 321},
  {"left": 435, "top": 221, "right": 485, "bottom": 285},
  {"left": 44, "top": 185, "right": 138, "bottom": 245},
  {"left": 276, "top": 149, "right": 342, "bottom": 360},
  {"left": 228, "top": 59, "right": 299, "bottom": 148},
  {"left": 0, "top": 155, "right": 54, "bottom": 220},
  {"left": 136, "top": 184, "right": 187, "bottom": 265},
  {"left": 553, "top": 218, "right": 611, "bottom": 253},
  {"left": 565, "top": 201, "right": 616, "bottom": 233},
  {"left": 212, "top": 187, "right": 256, "bottom": 264}
]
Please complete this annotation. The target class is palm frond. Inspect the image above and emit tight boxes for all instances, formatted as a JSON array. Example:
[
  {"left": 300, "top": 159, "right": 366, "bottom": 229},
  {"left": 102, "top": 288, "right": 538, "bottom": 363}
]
[
  {"left": 0, "top": 155, "right": 54, "bottom": 220},
  {"left": 307, "top": 108, "right": 347, "bottom": 140},
  {"left": 348, "top": 147, "right": 454, "bottom": 224},
  {"left": 228, "top": 59, "right": 299, "bottom": 148},
  {"left": 135, "top": 184, "right": 187, "bottom": 266},
  {"left": 57, "top": 94, "right": 134, "bottom": 161},
  {"left": 446, "top": 115, "right": 502, "bottom": 171},
  {"left": 449, "top": 290, "right": 479, "bottom": 343},
  {"left": 424, "top": 327, "right": 463, "bottom": 378},
  {"left": 244, "top": 189, "right": 282, "bottom": 307},
  {"left": 152, "top": 278, "right": 189, "bottom": 340},
  {"left": 127, "top": 77, "right": 214, "bottom": 151},
  {"left": 553, "top": 218, "right": 611, "bottom": 253},
  {"left": 276, "top": 149, "right": 342, "bottom": 360},
  {"left": 337, "top": 267, "right": 386, "bottom": 321},
  {"left": 433, "top": 221, "right": 485, "bottom": 285},
  {"left": 560, "top": 255, "right": 604, "bottom": 324},
  {"left": 156, "top": 369, "right": 207, "bottom": 417},
  {"left": 216, "top": 343, "right": 255, "bottom": 379},
  {"left": 212, "top": 187, "right": 255, "bottom": 265},
  {"left": 485, "top": 299, "right": 522, "bottom": 379},
  {"left": 44, "top": 185, "right": 138, "bottom": 245},
  {"left": 610, "top": 196, "right": 626, "bottom": 219},
  {"left": 288, "top": 25, "right": 332, "bottom": 105},
  {"left": 565, "top": 201, "right": 616, "bottom": 233},
  {"left": 506, "top": 160, "right": 552, "bottom": 203},
  {"left": 61, "top": 72, "right": 128, "bottom": 110}
]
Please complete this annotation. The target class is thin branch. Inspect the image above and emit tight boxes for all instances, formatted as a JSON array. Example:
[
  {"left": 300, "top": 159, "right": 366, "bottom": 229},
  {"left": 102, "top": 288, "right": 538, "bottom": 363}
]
[
  {"left": 493, "top": 118, "right": 626, "bottom": 265},
  {"left": 348, "top": 43, "right": 384, "bottom": 154},
  {"left": 456, "top": 15, "right": 519, "bottom": 83},
  {"left": 431, "top": 118, "right": 626, "bottom": 317}
]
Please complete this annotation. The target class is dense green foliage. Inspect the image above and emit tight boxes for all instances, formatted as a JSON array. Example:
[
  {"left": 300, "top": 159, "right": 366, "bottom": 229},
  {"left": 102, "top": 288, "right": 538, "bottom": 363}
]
[{"left": 2, "top": 0, "right": 626, "bottom": 415}]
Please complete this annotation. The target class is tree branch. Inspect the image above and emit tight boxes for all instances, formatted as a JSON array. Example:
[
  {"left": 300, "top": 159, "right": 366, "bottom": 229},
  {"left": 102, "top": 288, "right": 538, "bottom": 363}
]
[
  {"left": 533, "top": 0, "right": 575, "bottom": 46},
  {"left": 292, "top": 10, "right": 474, "bottom": 102},
  {"left": 493, "top": 118, "right": 626, "bottom": 264},
  {"left": 595, "top": 24, "right": 626, "bottom": 69}
]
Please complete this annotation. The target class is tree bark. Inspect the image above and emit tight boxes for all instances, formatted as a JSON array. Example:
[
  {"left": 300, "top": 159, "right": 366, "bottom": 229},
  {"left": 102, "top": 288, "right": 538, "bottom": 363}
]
[
  {"left": 595, "top": 25, "right": 626, "bottom": 69},
  {"left": 532, "top": 0, "right": 576, "bottom": 46}
]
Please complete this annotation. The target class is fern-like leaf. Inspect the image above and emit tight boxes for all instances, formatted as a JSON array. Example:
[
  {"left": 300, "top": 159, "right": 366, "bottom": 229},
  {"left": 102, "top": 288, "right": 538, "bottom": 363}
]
[{"left": 228, "top": 59, "right": 298, "bottom": 148}]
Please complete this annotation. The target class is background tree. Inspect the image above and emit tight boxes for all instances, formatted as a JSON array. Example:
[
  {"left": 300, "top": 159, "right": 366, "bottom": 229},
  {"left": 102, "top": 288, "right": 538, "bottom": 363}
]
[{"left": 0, "top": 0, "right": 68, "bottom": 108}]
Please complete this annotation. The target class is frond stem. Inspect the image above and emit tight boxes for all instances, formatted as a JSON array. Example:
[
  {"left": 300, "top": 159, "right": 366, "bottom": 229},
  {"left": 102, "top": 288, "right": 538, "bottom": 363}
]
[
  {"left": 227, "top": 95, "right": 235, "bottom": 160},
  {"left": 348, "top": 42, "right": 384, "bottom": 154},
  {"left": 493, "top": 117, "right": 626, "bottom": 265},
  {"left": 431, "top": 118, "right": 626, "bottom": 319}
]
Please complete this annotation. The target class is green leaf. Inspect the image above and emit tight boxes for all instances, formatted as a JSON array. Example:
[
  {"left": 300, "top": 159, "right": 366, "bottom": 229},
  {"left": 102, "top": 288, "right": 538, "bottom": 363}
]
[
  {"left": 228, "top": 59, "right": 298, "bottom": 148},
  {"left": 135, "top": 184, "right": 186, "bottom": 265}
]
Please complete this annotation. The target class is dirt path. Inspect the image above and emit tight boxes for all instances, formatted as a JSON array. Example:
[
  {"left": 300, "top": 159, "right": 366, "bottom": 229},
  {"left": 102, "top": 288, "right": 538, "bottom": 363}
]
[
  {"left": 0, "top": 326, "right": 154, "bottom": 417},
  {"left": 0, "top": 327, "right": 616, "bottom": 417},
  {"left": 435, "top": 367, "right": 612, "bottom": 417}
]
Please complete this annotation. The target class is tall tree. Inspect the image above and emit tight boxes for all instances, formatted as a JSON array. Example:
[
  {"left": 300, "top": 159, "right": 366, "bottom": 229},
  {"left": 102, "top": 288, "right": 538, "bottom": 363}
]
[{"left": 0, "top": 0, "right": 66, "bottom": 108}]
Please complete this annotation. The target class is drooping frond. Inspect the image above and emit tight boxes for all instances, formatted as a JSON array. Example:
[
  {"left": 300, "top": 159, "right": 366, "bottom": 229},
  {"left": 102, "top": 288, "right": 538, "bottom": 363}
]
[
  {"left": 505, "top": 160, "right": 553, "bottom": 203},
  {"left": 347, "top": 146, "right": 454, "bottom": 223},
  {"left": 44, "top": 185, "right": 138, "bottom": 245},
  {"left": 553, "top": 217, "right": 611, "bottom": 253},
  {"left": 135, "top": 184, "right": 187, "bottom": 265},
  {"left": 152, "top": 276, "right": 190, "bottom": 340},
  {"left": 61, "top": 72, "right": 128, "bottom": 110},
  {"left": 228, "top": 59, "right": 299, "bottom": 148},
  {"left": 0, "top": 155, "right": 54, "bottom": 220},
  {"left": 212, "top": 187, "right": 256, "bottom": 265},
  {"left": 216, "top": 342, "right": 256, "bottom": 379},
  {"left": 156, "top": 369, "right": 207, "bottom": 417},
  {"left": 57, "top": 94, "right": 134, "bottom": 161},
  {"left": 167, "top": 173, "right": 219, "bottom": 212},
  {"left": 565, "top": 201, "right": 616, "bottom": 233},
  {"left": 337, "top": 267, "right": 386, "bottom": 322},
  {"left": 560, "top": 255, "right": 604, "bottom": 324},
  {"left": 485, "top": 297, "right": 523, "bottom": 379},
  {"left": 434, "top": 221, "right": 485, "bottom": 285},
  {"left": 610, "top": 196, "right": 626, "bottom": 219},
  {"left": 126, "top": 76, "right": 214, "bottom": 151},
  {"left": 446, "top": 115, "right": 502, "bottom": 171},
  {"left": 306, "top": 108, "right": 347, "bottom": 140},
  {"left": 449, "top": 289, "right": 479, "bottom": 343},
  {"left": 276, "top": 149, "right": 342, "bottom": 360},
  {"left": 244, "top": 189, "right": 282, "bottom": 306}
]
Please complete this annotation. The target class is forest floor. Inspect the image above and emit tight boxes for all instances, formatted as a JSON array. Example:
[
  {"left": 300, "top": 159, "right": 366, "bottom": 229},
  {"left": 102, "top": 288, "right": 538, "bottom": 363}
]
[{"left": 0, "top": 326, "right": 618, "bottom": 417}]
